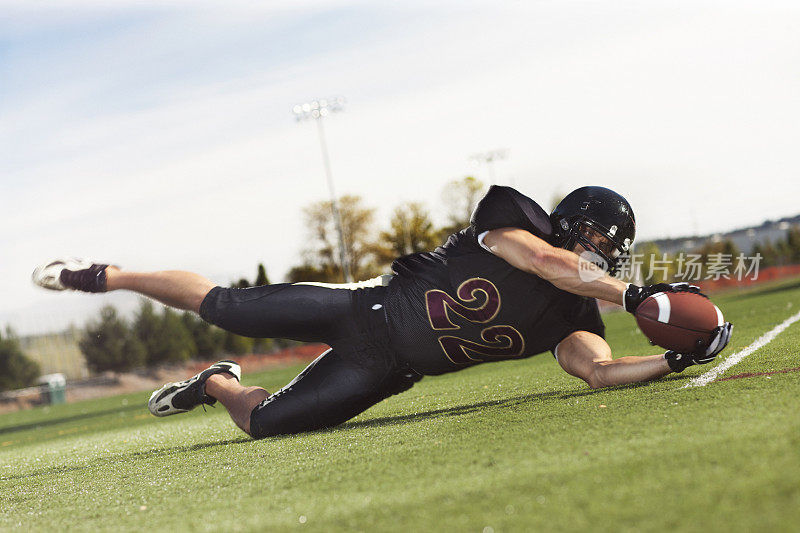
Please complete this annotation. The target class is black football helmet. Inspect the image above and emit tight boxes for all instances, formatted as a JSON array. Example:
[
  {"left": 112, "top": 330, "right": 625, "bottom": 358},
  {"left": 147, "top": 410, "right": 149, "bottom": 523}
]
[{"left": 550, "top": 186, "right": 635, "bottom": 274}]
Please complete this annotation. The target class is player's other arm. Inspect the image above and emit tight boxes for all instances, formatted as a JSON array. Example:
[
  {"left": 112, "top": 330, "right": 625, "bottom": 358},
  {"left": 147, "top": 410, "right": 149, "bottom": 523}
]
[
  {"left": 555, "top": 331, "right": 671, "bottom": 389},
  {"left": 482, "top": 227, "right": 626, "bottom": 306}
]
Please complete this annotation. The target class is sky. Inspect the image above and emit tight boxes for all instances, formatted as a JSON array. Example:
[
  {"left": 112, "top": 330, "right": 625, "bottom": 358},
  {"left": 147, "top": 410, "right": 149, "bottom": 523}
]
[{"left": 2, "top": 0, "right": 800, "bottom": 334}]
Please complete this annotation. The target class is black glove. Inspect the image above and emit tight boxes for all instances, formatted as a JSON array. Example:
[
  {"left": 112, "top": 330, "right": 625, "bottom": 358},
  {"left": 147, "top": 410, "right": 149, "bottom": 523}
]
[
  {"left": 665, "top": 322, "right": 734, "bottom": 372},
  {"left": 623, "top": 282, "right": 706, "bottom": 314}
]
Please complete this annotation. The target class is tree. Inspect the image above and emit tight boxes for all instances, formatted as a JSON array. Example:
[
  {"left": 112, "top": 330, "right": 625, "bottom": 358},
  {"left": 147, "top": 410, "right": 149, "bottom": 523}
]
[
  {"left": 755, "top": 226, "right": 800, "bottom": 267},
  {"left": 286, "top": 263, "right": 340, "bottom": 284},
  {"left": 439, "top": 176, "right": 487, "bottom": 237},
  {"left": 223, "top": 330, "right": 253, "bottom": 356},
  {"left": 133, "top": 299, "right": 161, "bottom": 364},
  {"left": 133, "top": 300, "right": 195, "bottom": 365},
  {"left": 162, "top": 307, "right": 197, "bottom": 361},
  {"left": 181, "top": 312, "right": 225, "bottom": 360},
  {"left": 752, "top": 239, "right": 778, "bottom": 268},
  {"left": 231, "top": 278, "right": 250, "bottom": 289},
  {"left": 79, "top": 306, "right": 146, "bottom": 373},
  {"left": 694, "top": 238, "right": 741, "bottom": 279},
  {"left": 635, "top": 242, "right": 675, "bottom": 284},
  {"left": 289, "top": 195, "right": 381, "bottom": 282},
  {"left": 255, "top": 263, "right": 270, "bottom": 286},
  {"left": 0, "top": 329, "right": 41, "bottom": 391},
  {"left": 783, "top": 225, "right": 800, "bottom": 264},
  {"left": 374, "top": 202, "right": 440, "bottom": 267},
  {"left": 231, "top": 263, "right": 269, "bottom": 288}
]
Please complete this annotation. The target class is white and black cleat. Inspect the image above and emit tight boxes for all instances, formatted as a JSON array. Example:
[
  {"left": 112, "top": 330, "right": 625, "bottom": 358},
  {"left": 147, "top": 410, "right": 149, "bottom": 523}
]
[
  {"left": 32, "top": 258, "right": 111, "bottom": 293},
  {"left": 148, "top": 360, "right": 241, "bottom": 417}
]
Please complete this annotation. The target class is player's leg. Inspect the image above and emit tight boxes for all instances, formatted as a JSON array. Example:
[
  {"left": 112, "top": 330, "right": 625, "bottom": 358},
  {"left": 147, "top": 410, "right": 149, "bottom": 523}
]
[
  {"left": 147, "top": 348, "right": 419, "bottom": 438},
  {"left": 32, "top": 259, "right": 215, "bottom": 313},
  {"left": 198, "top": 283, "right": 357, "bottom": 342},
  {"left": 148, "top": 360, "right": 246, "bottom": 418},
  {"left": 35, "top": 259, "right": 410, "bottom": 435},
  {"left": 106, "top": 268, "right": 215, "bottom": 312},
  {"left": 33, "top": 259, "right": 357, "bottom": 343},
  {"left": 246, "top": 348, "right": 421, "bottom": 438},
  {"left": 203, "top": 372, "right": 269, "bottom": 435}
]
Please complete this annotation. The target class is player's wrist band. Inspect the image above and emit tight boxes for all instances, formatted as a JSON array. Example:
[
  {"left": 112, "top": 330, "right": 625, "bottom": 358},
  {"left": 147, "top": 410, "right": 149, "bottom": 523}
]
[
  {"left": 664, "top": 351, "right": 692, "bottom": 373},
  {"left": 622, "top": 283, "right": 637, "bottom": 313}
]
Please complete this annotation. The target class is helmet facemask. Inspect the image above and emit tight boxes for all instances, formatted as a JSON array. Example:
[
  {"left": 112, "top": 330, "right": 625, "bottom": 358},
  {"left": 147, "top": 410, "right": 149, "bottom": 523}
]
[{"left": 561, "top": 217, "right": 630, "bottom": 275}]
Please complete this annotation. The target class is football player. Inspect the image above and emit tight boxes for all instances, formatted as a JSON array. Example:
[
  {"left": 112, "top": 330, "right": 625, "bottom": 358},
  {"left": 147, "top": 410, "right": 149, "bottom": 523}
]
[{"left": 32, "top": 185, "right": 732, "bottom": 438}]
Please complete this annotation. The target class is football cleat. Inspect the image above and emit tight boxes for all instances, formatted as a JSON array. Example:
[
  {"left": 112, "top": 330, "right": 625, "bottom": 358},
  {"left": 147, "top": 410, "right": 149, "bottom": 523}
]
[
  {"left": 32, "top": 258, "right": 111, "bottom": 293},
  {"left": 148, "top": 360, "right": 241, "bottom": 417}
]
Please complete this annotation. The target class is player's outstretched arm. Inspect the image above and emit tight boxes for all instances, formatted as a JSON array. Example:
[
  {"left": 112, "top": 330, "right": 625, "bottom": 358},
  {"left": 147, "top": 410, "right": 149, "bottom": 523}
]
[
  {"left": 554, "top": 331, "right": 671, "bottom": 389},
  {"left": 482, "top": 227, "right": 626, "bottom": 305},
  {"left": 554, "top": 325, "right": 732, "bottom": 388}
]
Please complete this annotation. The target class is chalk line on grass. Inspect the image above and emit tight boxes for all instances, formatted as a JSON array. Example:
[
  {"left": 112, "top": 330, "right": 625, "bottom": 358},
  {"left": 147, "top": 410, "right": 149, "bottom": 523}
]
[{"left": 684, "top": 309, "right": 800, "bottom": 388}]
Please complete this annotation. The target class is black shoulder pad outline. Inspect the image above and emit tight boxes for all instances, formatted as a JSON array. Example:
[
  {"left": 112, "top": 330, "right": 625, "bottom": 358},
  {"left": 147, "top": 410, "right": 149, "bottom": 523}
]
[{"left": 470, "top": 185, "right": 553, "bottom": 239}]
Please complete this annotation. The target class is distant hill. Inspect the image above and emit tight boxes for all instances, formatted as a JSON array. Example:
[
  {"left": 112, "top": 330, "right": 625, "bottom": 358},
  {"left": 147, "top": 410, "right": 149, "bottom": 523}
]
[{"left": 646, "top": 214, "right": 800, "bottom": 255}]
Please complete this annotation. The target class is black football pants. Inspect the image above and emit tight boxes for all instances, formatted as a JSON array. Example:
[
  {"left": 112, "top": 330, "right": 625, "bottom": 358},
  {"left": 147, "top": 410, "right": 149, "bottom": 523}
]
[{"left": 199, "top": 282, "right": 421, "bottom": 438}]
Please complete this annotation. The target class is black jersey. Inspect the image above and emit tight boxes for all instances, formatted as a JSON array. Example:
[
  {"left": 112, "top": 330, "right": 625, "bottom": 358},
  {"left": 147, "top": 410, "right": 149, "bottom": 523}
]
[{"left": 384, "top": 185, "right": 605, "bottom": 376}]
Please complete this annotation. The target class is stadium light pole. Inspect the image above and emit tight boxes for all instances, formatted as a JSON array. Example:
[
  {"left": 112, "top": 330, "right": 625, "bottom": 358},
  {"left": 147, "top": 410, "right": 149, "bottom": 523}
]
[
  {"left": 293, "top": 97, "right": 353, "bottom": 282},
  {"left": 470, "top": 149, "right": 508, "bottom": 184}
]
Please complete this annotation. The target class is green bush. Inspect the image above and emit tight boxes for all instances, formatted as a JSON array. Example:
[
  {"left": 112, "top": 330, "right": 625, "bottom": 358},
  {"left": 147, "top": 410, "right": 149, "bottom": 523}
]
[
  {"left": 133, "top": 300, "right": 195, "bottom": 366},
  {"left": 181, "top": 312, "right": 225, "bottom": 360},
  {"left": 0, "top": 330, "right": 41, "bottom": 391},
  {"left": 79, "top": 306, "right": 146, "bottom": 373},
  {"left": 223, "top": 330, "right": 253, "bottom": 356}
]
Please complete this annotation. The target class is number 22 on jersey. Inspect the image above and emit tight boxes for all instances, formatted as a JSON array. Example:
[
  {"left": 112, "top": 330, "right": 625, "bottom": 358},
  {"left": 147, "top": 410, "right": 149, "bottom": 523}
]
[{"left": 425, "top": 277, "right": 525, "bottom": 365}]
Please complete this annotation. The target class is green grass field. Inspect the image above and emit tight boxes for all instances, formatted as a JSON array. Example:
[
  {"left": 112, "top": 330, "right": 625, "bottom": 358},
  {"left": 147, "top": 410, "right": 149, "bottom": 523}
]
[{"left": 2, "top": 280, "right": 800, "bottom": 532}]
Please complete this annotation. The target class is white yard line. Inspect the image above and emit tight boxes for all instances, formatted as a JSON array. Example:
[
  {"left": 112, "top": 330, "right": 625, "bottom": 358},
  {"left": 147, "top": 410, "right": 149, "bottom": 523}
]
[{"left": 684, "top": 309, "right": 800, "bottom": 388}]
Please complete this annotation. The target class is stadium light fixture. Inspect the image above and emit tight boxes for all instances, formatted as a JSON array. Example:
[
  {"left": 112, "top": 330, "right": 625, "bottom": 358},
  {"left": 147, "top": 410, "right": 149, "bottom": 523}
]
[
  {"left": 293, "top": 96, "right": 353, "bottom": 282},
  {"left": 292, "top": 97, "right": 346, "bottom": 121}
]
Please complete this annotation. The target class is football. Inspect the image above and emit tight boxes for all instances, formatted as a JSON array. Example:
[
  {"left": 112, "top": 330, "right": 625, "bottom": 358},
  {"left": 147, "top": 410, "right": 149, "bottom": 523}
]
[{"left": 634, "top": 291, "right": 725, "bottom": 352}]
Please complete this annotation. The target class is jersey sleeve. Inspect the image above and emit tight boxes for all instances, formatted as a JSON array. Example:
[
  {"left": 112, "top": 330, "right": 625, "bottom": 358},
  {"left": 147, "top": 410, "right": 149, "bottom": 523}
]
[
  {"left": 570, "top": 298, "right": 605, "bottom": 338},
  {"left": 550, "top": 297, "right": 606, "bottom": 358},
  {"left": 470, "top": 185, "right": 553, "bottom": 241}
]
